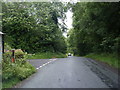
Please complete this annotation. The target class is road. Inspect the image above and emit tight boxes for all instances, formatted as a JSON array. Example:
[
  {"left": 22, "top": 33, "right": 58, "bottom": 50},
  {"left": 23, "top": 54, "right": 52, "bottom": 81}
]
[{"left": 14, "top": 56, "right": 118, "bottom": 88}]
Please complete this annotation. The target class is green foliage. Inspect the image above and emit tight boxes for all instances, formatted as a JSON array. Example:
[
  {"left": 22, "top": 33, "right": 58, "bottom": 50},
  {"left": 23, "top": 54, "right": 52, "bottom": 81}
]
[
  {"left": 2, "top": 63, "right": 14, "bottom": 81},
  {"left": 3, "top": 42, "right": 36, "bottom": 88},
  {"left": 3, "top": 51, "right": 12, "bottom": 60},
  {"left": 3, "top": 49, "right": 25, "bottom": 61},
  {"left": 2, "top": 55, "right": 36, "bottom": 88},
  {"left": 68, "top": 2, "right": 120, "bottom": 56},
  {"left": 2, "top": 59, "right": 36, "bottom": 79},
  {"left": 85, "top": 53, "right": 120, "bottom": 69},
  {"left": 2, "top": 2, "right": 67, "bottom": 54},
  {"left": 2, "top": 77, "right": 20, "bottom": 88},
  {"left": 15, "top": 49, "right": 25, "bottom": 59},
  {"left": 15, "top": 62, "right": 36, "bottom": 80},
  {"left": 4, "top": 43, "right": 12, "bottom": 50},
  {"left": 26, "top": 52, "right": 67, "bottom": 59}
]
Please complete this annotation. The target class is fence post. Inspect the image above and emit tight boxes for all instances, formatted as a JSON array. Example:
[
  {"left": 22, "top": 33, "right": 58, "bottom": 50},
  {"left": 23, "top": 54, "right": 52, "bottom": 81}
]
[{"left": 11, "top": 49, "right": 15, "bottom": 63}]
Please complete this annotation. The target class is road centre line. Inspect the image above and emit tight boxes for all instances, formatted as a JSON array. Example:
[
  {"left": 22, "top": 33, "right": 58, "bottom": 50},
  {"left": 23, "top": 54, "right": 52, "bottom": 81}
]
[{"left": 36, "top": 59, "right": 57, "bottom": 70}]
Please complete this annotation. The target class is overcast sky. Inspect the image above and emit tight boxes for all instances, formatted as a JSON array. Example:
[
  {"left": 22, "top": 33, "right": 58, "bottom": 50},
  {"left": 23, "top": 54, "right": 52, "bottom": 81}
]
[
  {"left": 65, "top": 9, "right": 73, "bottom": 29},
  {"left": 62, "top": 9, "right": 73, "bottom": 38}
]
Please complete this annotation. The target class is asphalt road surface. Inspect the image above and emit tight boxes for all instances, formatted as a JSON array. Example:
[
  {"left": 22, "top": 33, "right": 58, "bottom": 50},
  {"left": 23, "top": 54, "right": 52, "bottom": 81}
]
[{"left": 15, "top": 56, "right": 119, "bottom": 88}]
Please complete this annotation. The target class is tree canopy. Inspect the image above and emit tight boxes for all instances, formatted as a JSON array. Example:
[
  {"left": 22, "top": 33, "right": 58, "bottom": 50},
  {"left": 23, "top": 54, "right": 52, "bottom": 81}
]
[
  {"left": 68, "top": 2, "right": 120, "bottom": 56},
  {"left": 2, "top": 2, "right": 67, "bottom": 53}
]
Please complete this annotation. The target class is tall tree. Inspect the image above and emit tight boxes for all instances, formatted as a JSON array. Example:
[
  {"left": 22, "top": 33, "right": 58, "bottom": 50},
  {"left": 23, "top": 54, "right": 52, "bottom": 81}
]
[
  {"left": 68, "top": 2, "right": 120, "bottom": 56},
  {"left": 2, "top": 2, "right": 67, "bottom": 53}
]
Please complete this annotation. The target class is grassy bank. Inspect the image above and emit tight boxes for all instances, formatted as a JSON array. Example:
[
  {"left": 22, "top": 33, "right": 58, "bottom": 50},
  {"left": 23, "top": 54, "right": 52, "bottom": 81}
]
[
  {"left": 2, "top": 59, "right": 36, "bottom": 88},
  {"left": 26, "top": 52, "right": 67, "bottom": 59},
  {"left": 85, "top": 53, "right": 119, "bottom": 69},
  {"left": 2, "top": 77, "right": 20, "bottom": 88}
]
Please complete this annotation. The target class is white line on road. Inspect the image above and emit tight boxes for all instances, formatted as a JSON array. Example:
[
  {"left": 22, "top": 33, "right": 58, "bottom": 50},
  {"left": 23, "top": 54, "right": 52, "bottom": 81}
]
[{"left": 36, "top": 59, "right": 57, "bottom": 70}]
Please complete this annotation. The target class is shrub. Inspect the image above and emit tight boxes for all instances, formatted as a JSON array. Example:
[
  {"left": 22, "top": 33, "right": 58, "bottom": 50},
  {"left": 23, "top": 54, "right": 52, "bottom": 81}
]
[
  {"left": 15, "top": 66, "right": 34, "bottom": 80},
  {"left": 4, "top": 43, "right": 12, "bottom": 50},
  {"left": 2, "top": 63, "right": 15, "bottom": 80},
  {"left": 2, "top": 61, "right": 36, "bottom": 81},
  {"left": 3, "top": 44, "right": 36, "bottom": 88},
  {"left": 3, "top": 51, "right": 11, "bottom": 57},
  {"left": 15, "top": 49, "right": 25, "bottom": 59},
  {"left": 4, "top": 49, "right": 25, "bottom": 60},
  {"left": 2, "top": 56, "right": 36, "bottom": 88}
]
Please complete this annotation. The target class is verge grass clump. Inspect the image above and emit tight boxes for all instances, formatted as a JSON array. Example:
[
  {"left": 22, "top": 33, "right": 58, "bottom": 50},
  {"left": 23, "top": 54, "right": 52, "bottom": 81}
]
[
  {"left": 2, "top": 52, "right": 36, "bottom": 88},
  {"left": 26, "top": 52, "right": 67, "bottom": 59},
  {"left": 85, "top": 53, "right": 119, "bottom": 69}
]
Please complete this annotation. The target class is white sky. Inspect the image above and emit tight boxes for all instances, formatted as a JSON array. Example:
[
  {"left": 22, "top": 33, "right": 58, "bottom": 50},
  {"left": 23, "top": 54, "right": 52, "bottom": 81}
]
[
  {"left": 63, "top": 10, "right": 73, "bottom": 38},
  {"left": 60, "top": 0, "right": 77, "bottom": 38},
  {"left": 65, "top": 10, "right": 73, "bottom": 29}
]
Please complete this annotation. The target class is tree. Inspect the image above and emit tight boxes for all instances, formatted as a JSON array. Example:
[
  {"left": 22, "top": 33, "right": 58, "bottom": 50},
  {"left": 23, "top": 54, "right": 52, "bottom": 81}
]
[
  {"left": 69, "top": 2, "right": 120, "bottom": 56},
  {"left": 2, "top": 2, "right": 67, "bottom": 53}
]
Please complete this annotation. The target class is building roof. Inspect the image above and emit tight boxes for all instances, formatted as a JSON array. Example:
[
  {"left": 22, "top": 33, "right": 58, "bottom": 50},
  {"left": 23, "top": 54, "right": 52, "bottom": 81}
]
[{"left": 0, "top": 31, "right": 4, "bottom": 34}]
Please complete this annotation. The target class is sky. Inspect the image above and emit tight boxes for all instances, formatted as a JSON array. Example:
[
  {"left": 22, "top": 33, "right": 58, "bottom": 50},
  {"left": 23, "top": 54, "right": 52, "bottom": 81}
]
[
  {"left": 63, "top": 9, "right": 73, "bottom": 38},
  {"left": 59, "top": 0, "right": 78, "bottom": 38},
  {"left": 65, "top": 9, "right": 73, "bottom": 30}
]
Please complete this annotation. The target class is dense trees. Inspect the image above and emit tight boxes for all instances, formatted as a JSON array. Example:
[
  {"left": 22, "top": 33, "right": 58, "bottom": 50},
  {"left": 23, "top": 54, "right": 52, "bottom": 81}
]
[
  {"left": 2, "top": 2, "right": 120, "bottom": 56},
  {"left": 68, "top": 2, "right": 120, "bottom": 56},
  {"left": 2, "top": 2, "right": 67, "bottom": 53}
]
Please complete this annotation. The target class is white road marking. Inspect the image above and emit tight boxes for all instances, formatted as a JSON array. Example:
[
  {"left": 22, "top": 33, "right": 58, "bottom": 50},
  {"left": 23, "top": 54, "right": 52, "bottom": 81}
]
[
  {"left": 36, "top": 58, "right": 57, "bottom": 70},
  {"left": 36, "top": 68, "right": 39, "bottom": 70},
  {"left": 39, "top": 66, "right": 42, "bottom": 68}
]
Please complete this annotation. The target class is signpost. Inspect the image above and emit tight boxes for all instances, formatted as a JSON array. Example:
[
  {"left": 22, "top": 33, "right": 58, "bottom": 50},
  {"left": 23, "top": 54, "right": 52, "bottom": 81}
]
[{"left": 0, "top": 31, "right": 4, "bottom": 62}]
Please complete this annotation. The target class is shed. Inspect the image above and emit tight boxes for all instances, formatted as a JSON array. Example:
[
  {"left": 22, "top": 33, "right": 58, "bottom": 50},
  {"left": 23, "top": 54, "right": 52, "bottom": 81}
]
[{"left": 0, "top": 31, "right": 4, "bottom": 62}]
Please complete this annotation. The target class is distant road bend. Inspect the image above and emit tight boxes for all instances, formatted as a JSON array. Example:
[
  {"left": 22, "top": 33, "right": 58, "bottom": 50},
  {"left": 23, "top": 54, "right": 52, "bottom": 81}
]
[{"left": 14, "top": 56, "right": 119, "bottom": 88}]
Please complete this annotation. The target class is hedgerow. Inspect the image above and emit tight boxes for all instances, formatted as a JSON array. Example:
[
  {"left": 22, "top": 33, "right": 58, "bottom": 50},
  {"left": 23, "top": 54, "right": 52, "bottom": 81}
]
[{"left": 2, "top": 52, "right": 36, "bottom": 88}]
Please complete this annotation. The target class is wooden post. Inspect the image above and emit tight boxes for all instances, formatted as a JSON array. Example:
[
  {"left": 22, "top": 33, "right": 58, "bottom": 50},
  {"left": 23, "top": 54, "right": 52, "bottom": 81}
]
[{"left": 11, "top": 49, "right": 15, "bottom": 63}]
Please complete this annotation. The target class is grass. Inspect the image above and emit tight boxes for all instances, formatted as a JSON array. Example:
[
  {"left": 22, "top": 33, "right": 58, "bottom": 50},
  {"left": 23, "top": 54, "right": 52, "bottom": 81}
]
[
  {"left": 2, "top": 59, "right": 36, "bottom": 88},
  {"left": 2, "top": 65, "right": 36, "bottom": 88},
  {"left": 2, "top": 77, "right": 20, "bottom": 88},
  {"left": 85, "top": 53, "right": 120, "bottom": 69},
  {"left": 26, "top": 52, "right": 67, "bottom": 59}
]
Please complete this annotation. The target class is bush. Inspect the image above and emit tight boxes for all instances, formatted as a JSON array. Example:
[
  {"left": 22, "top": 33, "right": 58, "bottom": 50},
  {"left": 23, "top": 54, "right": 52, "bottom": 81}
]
[
  {"left": 4, "top": 43, "right": 12, "bottom": 50},
  {"left": 15, "top": 62, "right": 36, "bottom": 80},
  {"left": 2, "top": 57, "right": 36, "bottom": 88},
  {"left": 3, "top": 43, "right": 36, "bottom": 88},
  {"left": 2, "top": 63, "right": 15, "bottom": 81},
  {"left": 15, "top": 49, "right": 25, "bottom": 59},
  {"left": 3, "top": 49, "right": 25, "bottom": 61},
  {"left": 2, "top": 60, "right": 36, "bottom": 81},
  {"left": 3, "top": 51, "right": 11, "bottom": 56}
]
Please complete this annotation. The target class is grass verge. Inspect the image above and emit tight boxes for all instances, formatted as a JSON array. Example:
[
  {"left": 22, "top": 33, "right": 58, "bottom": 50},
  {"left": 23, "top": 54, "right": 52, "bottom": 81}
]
[
  {"left": 26, "top": 52, "right": 67, "bottom": 59},
  {"left": 2, "top": 77, "right": 20, "bottom": 88},
  {"left": 2, "top": 60, "right": 36, "bottom": 88},
  {"left": 85, "top": 53, "right": 120, "bottom": 69}
]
